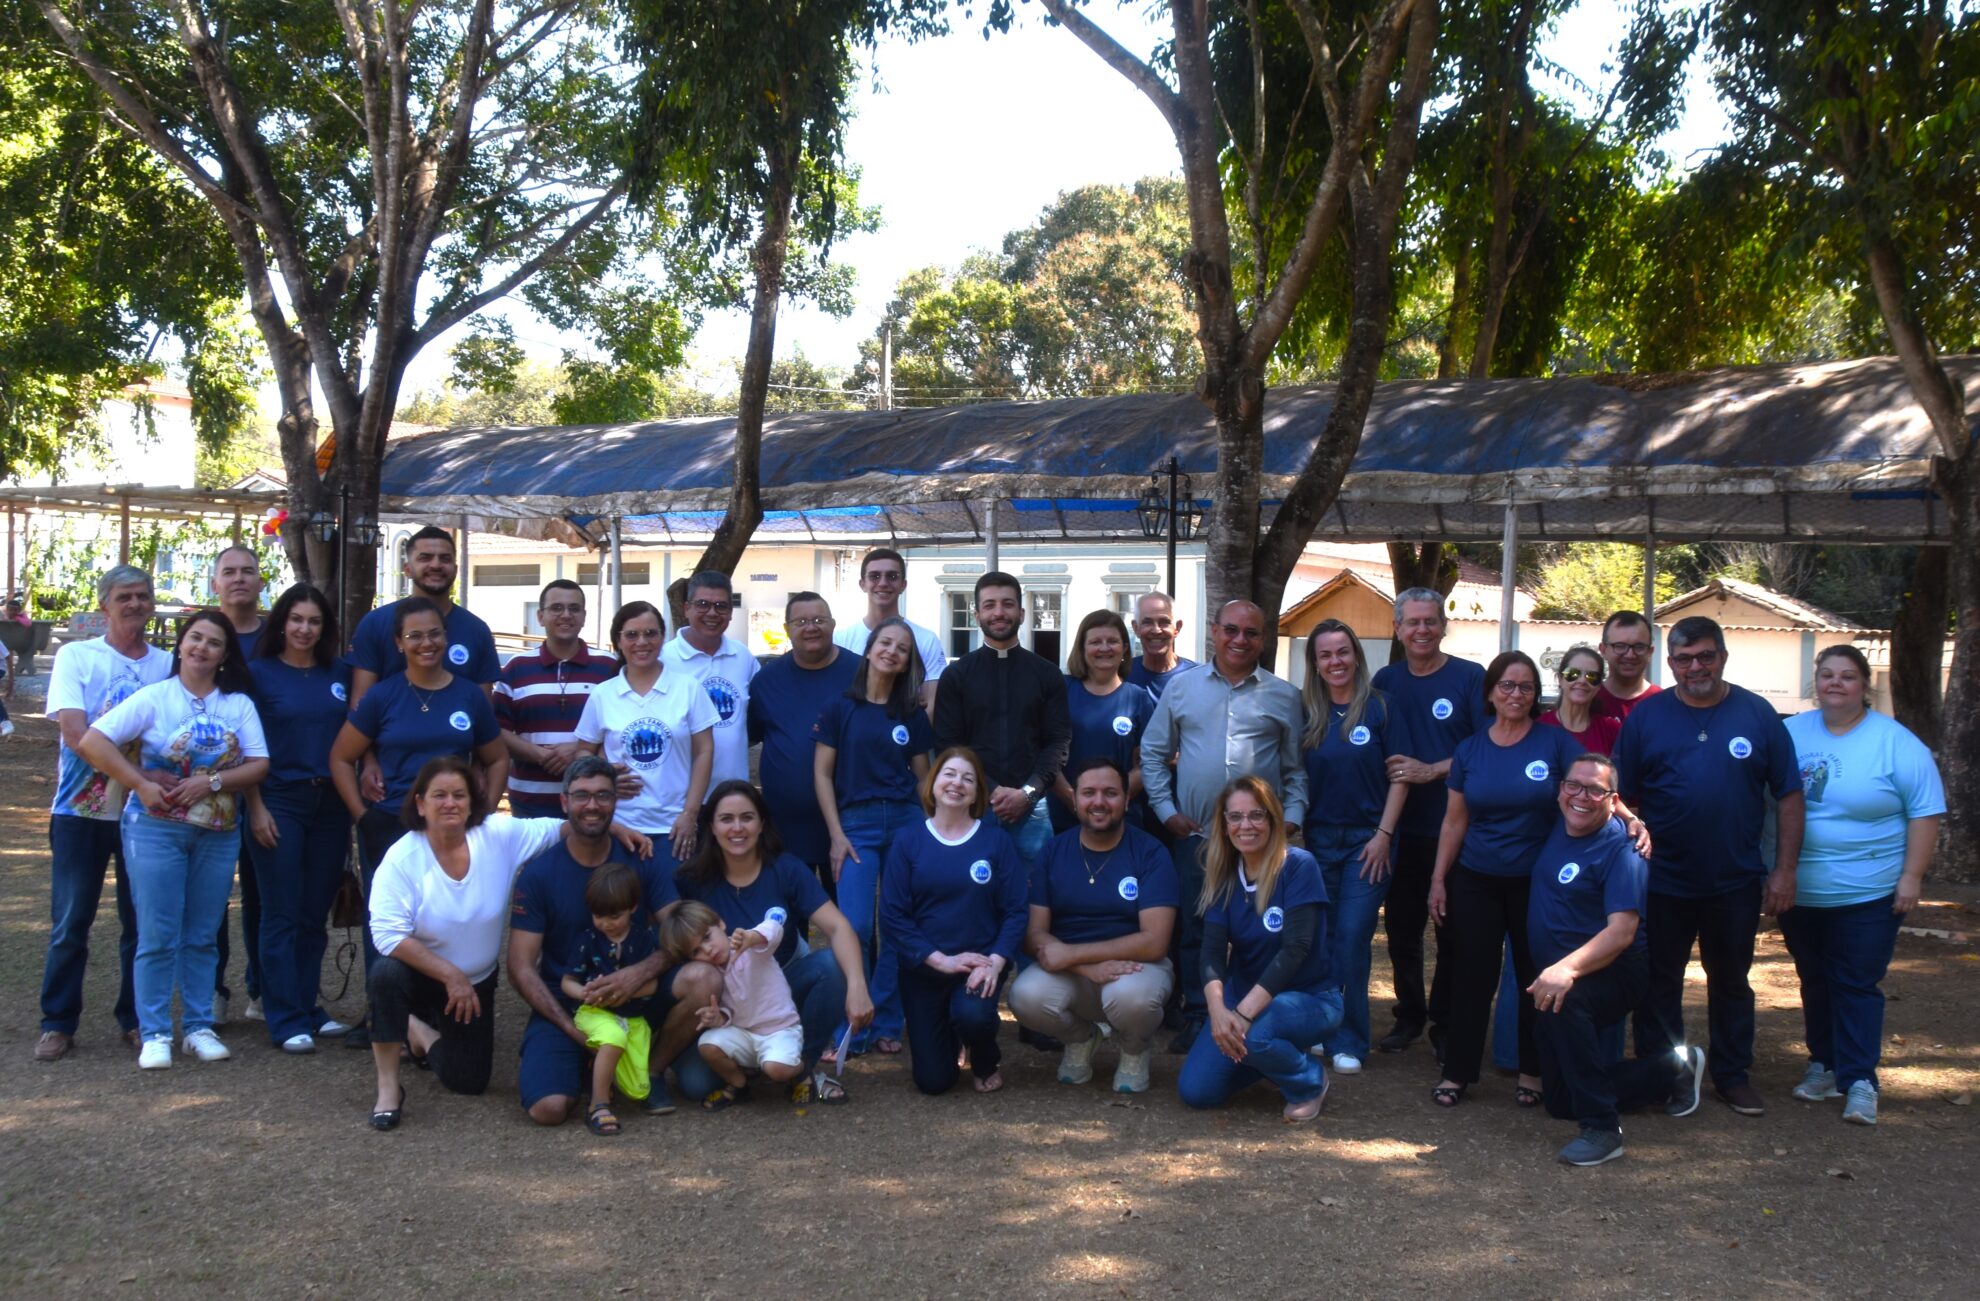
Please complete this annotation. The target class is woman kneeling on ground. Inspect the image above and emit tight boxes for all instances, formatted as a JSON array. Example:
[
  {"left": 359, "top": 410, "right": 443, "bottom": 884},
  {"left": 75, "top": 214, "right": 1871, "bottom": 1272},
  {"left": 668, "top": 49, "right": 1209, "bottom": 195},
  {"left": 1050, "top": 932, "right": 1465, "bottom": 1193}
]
[
  {"left": 1009, "top": 756, "right": 1176, "bottom": 1093},
  {"left": 365, "top": 756, "right": 645, "bottom": 1130},
  {"left": 879, "top": 747, "right": 1028, "bottom": 1096},
  {"left": 1177, "top": 776, "right": 1342, "bottom": 1123}
]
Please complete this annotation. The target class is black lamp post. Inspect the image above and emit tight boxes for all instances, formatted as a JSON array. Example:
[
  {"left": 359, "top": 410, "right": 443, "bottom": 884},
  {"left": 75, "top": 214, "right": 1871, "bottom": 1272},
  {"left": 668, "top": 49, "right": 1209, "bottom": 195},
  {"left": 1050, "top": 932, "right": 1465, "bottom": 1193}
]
[
  {"left": 1135, "top": 455, "right": 1202, "bottom": 595},
  {"left": 309, "top": 483, "right": 380, "bottom": 625}
]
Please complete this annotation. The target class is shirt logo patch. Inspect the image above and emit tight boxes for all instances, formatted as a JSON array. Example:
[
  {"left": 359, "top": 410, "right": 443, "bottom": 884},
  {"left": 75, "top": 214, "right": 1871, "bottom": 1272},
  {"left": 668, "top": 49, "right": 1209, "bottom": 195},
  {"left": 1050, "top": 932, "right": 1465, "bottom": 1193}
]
[
  {"left": 1118, "top": 876, "right": 1139, "bottom": 901},
  {"left": 1111, "top": 715, "right": 1134, "bottom": 737},
  {"left": 1431, "top": 697, "right": 1454, "bottom": 721},
  {"left": 184, "top": 715, "right": 229, "bottom": 756},
  {"left": 1801, "top": 756, "right": 1832, "bottom": 803},
  {"left": 331, "top": 682, "right": 348, "bottom": 702},
  {"left": 447, "top": 643, "right": 469, "bottom": 666},
  {"left": 968, "top": 859, "right": 993, "bottom": 885},
  {"left": 704, "top": 675, "right": 741, "bottom": 725},
  {"left": 447, "top": 710, "right": 472, "bottom": 732},
  {"left": 1262, "top": 905, "right": 1285, "bottom": 933},
  {"left": 1349, "top": 725, "right": 1371, "bottom": 746},
  {"left": 623, "top": 718, "right": 671, "bottom": 768},
  {"left": 765, "top": 907, "right": 788, "bottom": 926},
  {"left": 1524, "top": 760, "right": 1550, "bottom": 782},
  {"left": 1557, "top": 861, "right": 1582, "bottom": 885},
  {"left": 1728, "top": 736, "right": 1753, "bottom": 760},
  {"left": 891, "top": 724, "right": 911, "bottom": 746}
]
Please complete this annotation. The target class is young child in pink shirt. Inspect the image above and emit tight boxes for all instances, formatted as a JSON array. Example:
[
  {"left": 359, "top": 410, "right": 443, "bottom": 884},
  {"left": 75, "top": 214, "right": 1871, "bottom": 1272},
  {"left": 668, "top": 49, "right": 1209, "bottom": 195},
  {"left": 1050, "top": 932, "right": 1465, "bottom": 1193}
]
[{"left": 662, "top": 901, "right": 803, "bottom": 1109}]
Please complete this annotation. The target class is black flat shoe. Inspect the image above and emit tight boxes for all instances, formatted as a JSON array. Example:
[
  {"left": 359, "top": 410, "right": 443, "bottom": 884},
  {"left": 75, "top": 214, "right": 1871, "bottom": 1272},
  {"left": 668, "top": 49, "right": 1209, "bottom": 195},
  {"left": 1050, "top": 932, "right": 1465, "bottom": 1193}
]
[
  {"left": 1017, "top": 1027, "right": 1063, "bottom": 1053},
  {"left": 370, "top": 1086, "right": 406, "bottom": 1131},
  {"left": 1377, "top": 1023, "right": 1422, "bottom": 1053}
]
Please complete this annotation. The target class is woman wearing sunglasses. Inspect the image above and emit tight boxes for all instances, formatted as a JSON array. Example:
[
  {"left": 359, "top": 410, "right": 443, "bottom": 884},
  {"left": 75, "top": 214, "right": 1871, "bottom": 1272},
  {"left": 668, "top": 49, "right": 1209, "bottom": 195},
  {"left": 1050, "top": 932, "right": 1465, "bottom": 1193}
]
[{"left": 1541, "top": 646, "right": 1622, "bottom": 756}]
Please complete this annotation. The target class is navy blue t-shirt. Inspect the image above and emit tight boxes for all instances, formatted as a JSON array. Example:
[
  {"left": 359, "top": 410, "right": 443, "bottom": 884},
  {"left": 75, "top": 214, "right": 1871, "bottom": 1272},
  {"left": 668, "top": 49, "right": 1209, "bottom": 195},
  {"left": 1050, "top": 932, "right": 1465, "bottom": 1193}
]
[
  {"left": 1127, "top": 656, "right": 1197, "bottom": 701},
  {"left": 1446, "top": 723, "right": 1584, "bottom": 877},
  {"left": 1614, "top": 684, "right": 1799, "bottom": 897},
  {"left": 1372, "top": 656, "right": 1492, "bottom": 837},
  {"left": 347, "top": 673, "right": 498, "bottom": 808},
  {"left": 1029, "top": 824, "right": 1178, "bottom": 945},
  {"left": 747, "top": 650, "right": 860, "bottom": 863},
  {"left": 674, "top": 852, "right": 830, "bottom": 967},
  {"left": 235, "top": 621, "right": 265, "bottom": 662},
  {"left": 816, "top": 696, "right": 934, "bottom": 807},
  {"left": 348, "top": 598, "right": 500, "bottom": 685},
  {"left": 1528, "top": 816, "right": 1649, "bottom": 968},
  {"left": 880, "top": 819, "right": 1029, "bottom": 967},
  {"left": 249, "top": 657, "right": 352, "bottom": 784},
  {"left": 1303, "top": 693, "right": 1397, "bottom": 829},
  {"left": 1064, "top": 677, "right": 1156, "bottom": 798},
  {"left": 1204, "top": 847, "right": 1332, "bottom": 998},
  {"left": 568, "top": 921, "right": 662, "bottom": 1018},
  {"left": 510, "top": 841, "right": 678, "bottom": 1011}
]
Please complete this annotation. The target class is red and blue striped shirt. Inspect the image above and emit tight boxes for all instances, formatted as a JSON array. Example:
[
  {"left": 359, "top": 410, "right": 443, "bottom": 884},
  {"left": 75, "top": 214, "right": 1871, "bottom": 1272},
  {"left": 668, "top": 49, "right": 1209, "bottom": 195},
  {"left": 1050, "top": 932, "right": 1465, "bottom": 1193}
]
[{"left": 494, "top": 642, "right": 619, "bottom": 817}]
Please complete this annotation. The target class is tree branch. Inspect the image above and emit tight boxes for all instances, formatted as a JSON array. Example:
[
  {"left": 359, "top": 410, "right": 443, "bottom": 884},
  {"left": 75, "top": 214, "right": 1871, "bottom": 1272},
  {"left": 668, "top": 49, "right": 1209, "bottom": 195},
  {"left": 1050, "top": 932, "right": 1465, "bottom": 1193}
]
[{"left": 1037, "top": 0, "right": 1182, "bottom": 133}]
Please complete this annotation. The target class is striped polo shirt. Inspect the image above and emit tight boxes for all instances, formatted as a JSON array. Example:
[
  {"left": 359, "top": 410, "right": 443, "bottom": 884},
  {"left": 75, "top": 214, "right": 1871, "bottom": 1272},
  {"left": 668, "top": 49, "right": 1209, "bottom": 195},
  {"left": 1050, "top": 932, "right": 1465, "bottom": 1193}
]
[{"left": 494, "top": 642, "right": 620, "bottom": 817}]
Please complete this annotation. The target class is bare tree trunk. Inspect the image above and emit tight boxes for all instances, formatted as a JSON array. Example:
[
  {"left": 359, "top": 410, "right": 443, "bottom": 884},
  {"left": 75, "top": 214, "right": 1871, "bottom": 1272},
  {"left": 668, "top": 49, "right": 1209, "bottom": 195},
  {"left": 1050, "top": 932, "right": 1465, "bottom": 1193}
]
[
  {"left": 691, "top": 148, "right": 794, "bottom": 582},
  {"left": 1937, "top": 459, "right": 1978, "bottom": 882},
  {"left": 1437, "top": 241, "right": 1470, "bottom": 379},
  {"left": 1889, "top": 544, "right": 1946, "bottom": 749}
]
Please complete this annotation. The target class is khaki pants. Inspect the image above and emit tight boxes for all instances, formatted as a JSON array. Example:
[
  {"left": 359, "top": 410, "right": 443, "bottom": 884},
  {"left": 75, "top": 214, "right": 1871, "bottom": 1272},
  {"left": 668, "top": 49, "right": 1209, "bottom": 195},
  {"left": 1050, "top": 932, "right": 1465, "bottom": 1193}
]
[{"left": 1008, "top": 958, "right": 1174, "bottom": 1055}]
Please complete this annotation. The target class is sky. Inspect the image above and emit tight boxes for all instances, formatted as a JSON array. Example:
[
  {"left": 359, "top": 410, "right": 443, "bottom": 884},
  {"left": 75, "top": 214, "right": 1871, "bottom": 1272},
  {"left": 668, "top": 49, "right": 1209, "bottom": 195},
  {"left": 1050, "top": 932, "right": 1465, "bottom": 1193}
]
[{"left": 399, "top": 0, "right": 1733, "bottom": 402}]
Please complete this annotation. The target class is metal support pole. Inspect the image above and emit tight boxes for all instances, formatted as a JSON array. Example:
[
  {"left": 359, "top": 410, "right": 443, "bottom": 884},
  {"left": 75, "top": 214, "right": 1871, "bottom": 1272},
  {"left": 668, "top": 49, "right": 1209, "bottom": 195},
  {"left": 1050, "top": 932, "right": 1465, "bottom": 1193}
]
[
  {"left": 337, "top": 483, "right": 351, "bottom": 634},
  {"left": 594, "top": 543, "right": 607, "bottom": 646},
  {"left": 119, "top": 494, "right": 131, "bottom": 564},
  {"left": 6, "top": 502, "right": 15, "bottom": 603},
  {"left": 880, "top": 325, "right": 893, "bottom": 412},
  {"left": 1498, "top": 500, "right": 1519, "bottom": 653},
  {"left": 1643, "top": 528, "right": 1660, "bottom": 687},
  {"left": 456, "top": 514, "right": 470, "bottom": 610},
  {"left": 230, "top": 511, "right": 242, "bottom": 547},
  {"left": 986, "top": 499, "right": 1000, "bottom": 572},
  {"left": 1166, "top": 456, "right": 1180, "bottom": 596},
  {"left": 610, "top": 516, "right": 624, "bottom": 614}
]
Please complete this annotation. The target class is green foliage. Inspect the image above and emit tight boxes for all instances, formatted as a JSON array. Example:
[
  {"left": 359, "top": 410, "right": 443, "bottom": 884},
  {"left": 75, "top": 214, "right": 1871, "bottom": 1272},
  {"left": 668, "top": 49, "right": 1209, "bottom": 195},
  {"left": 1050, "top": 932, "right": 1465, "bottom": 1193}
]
[
  {"left": 1530, "top": 541, "right": 1685, "bottom": 619},
  {"left": 853, "top": 179, "right": 1200, "bottom": 401}
]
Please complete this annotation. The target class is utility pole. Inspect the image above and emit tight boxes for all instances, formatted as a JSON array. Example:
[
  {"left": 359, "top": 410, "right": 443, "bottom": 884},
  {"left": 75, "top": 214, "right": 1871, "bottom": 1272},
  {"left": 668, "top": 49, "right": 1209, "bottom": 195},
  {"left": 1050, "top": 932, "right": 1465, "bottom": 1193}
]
[{"left": 880, "top": 324, "right": 893, "bottom": 411}]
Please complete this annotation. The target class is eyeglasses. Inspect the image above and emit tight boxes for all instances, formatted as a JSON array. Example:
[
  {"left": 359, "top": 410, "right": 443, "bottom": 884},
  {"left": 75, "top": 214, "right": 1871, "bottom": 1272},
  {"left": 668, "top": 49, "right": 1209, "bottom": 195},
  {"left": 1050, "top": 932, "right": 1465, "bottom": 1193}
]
[
  {"left": 1669, "top": 650, "right": 1721, "bottom": 669},
  {"left": 1604, "top": 641, "right": 1650, "bottom": 657},
  {"left": 542, "top": 603, "right": 584, "bottom": 617},
  {"left": 1494, "top": 680, "right": 1538, "bottom": 695},
  {"left": 1561, "top": 780, "right": 1614, "bottom": 798},
  {"left": 1223, "top": 809, "right": 1272, "bottom": 826},
  {"left": 863, "top": 571, "right": 904, "bottom": 585},
  {"left": 400, "top": 629, "right": 446, "bottom": 644},
  {"left": 1559, "top": 667, "right": 1603, "bottom": 684},
  {"left": 689, "top": 599, "right": 730, "bottom": 614},
  {"left": 1217, "top": 625, "right": 1262, "bottom": 640},
  {"left": 565, "top": 790, "right": 615, "bottom": 805},
  {"left": 788, "top": 616, "right": 831, "bottom": 629}
]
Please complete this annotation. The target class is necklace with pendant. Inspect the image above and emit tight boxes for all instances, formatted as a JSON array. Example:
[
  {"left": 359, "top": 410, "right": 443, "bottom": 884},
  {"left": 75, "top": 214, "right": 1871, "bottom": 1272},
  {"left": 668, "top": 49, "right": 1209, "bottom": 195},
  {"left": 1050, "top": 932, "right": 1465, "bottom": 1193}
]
[
  {"left": 1081, "top": 843, "right": 1115, "bottom": 885},
  {"left": 411, "top": 684, "right": 436, "bottom": 713},
  {"left": 1690, "top": 694, "right": 1725, "bottom": 742}
]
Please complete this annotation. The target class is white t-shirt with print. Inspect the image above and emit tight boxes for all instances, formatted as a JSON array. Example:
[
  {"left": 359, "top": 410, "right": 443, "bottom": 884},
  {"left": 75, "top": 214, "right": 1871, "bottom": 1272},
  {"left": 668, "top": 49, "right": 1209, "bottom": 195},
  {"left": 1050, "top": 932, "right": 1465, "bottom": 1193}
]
[
  {"left": 369, "top": 814, "right": 568, "bottom": 984},
  {"left": 661, "top": 634, "right": 758, "bottom": 787},
  {"left": 92, "top": 678, "right": 268, "bottom": 832},
  {"left": 574, "top": 668, "right": 722, "bottom": 832},
  {"left": 46, "top": 637, "right": 174, "bottom": 819}
]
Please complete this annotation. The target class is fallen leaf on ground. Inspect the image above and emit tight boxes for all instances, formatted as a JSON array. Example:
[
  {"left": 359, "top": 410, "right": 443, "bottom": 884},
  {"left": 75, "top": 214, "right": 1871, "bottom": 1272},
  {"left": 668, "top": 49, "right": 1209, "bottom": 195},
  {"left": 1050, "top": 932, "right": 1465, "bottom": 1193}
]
[{"left": 1946, "top": 1092, "right": 1972, "bottom": 1106}]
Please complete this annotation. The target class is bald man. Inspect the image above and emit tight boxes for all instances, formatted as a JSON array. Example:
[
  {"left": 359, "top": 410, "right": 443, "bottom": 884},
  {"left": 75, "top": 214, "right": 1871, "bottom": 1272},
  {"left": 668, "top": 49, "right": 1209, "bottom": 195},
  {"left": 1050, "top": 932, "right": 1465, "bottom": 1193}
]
[{"left": 1140, "top": 600, "right": 1307, "bottom": 1050}]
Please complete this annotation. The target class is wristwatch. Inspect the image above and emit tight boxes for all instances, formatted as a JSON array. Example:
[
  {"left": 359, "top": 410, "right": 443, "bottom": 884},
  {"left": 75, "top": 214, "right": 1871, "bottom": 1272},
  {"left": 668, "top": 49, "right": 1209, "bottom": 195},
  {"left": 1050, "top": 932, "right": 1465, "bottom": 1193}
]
[
  {"left": 1020, "top": 783, "right": 1039, "bottom": 801},
  {"left": 207, "top": 773, "right": 223, "bottom": 794}
]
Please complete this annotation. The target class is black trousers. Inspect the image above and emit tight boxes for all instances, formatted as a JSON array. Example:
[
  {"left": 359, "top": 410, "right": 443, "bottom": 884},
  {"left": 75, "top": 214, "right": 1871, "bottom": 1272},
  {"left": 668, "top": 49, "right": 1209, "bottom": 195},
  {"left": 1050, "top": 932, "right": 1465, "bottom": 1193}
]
[
  {"left": 1385, "top": 833, "right": 1451, "bottom": 1033},
  {"left": 898, "top": 963, "right": 1003, "bottom": 1096},
  {"left": 1632, "top": 881, "right": 1762, "bottom": 1089},
  {"left": 1536, "top": 952, "right": 1673, "bottom": 1131},
  {"left": 1441, "top": 866, "right": 1537, "bottom": 1083},
  {"left": 367, "top": 955, "right": 497, "bottom": 1096}
]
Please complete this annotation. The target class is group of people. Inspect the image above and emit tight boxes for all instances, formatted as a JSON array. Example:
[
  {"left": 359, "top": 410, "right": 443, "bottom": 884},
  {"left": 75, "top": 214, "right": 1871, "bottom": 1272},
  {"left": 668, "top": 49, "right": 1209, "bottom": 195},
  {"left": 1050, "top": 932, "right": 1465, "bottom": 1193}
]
[{"left": 29, "top": 537, "right": 1944, "bottom": 1166}]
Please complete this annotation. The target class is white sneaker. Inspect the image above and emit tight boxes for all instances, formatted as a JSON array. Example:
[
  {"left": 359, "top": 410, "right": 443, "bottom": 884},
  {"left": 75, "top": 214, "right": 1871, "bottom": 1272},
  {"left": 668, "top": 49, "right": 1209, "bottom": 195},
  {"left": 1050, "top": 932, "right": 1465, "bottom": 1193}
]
[
  {"left": 0, "top": 719, "right": 16, "bottom": 737},
  {"left": 1331, "top": 1053, "right": 1363, "bottom": 1075},
  {"left": 182, "top": 1028, "right": 231, "bottom": 1062},
  {"left": 1842, "top": 1079, "right": 1879, "bottom": 1126},
  {"left": 281, "top": 1033, "right": 317, "bottom": 1055},
  {"left": 1113, "top": 1049, "right": 1152, "bottom": 1094},
  {"left": 1792, "top": 1061, "right": 1841, "bottom": 1101},
  {"left": 244, "top": 998, "right": 265, "bottom": 1022},
  {"left": 138, "top": 1038, "right": 173, "bottom": 1070},
  {"left": 318, "top": 1018, "right": 353, "bottom": 1037},
  {"left": 1057, "top": 1036, "right": 1096, "bottom": 1085}
]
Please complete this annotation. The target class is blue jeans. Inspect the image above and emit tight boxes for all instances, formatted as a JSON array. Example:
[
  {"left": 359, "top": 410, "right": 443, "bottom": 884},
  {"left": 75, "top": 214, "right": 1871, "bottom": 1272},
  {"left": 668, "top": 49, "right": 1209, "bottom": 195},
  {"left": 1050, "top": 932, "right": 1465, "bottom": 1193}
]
[
  {"left": 214, "top": 841, "right": 261, "bottom": 1002},
  {"left": 1311, "top": 824, "right": 1389, "bottom": 1060},
  {"left": 898, "top": 962, "right": 1005, "bottom": 1095},
  {"left": 785, "top": 946, "right": 849, "bottom": 1068},
  {"left": 1778, "top": 895, "right": 1903, "bottom": 1092},
  {"left": 1169, "top": 834, "right": 1208, "bottom": 1016},
  {"left": 39, "top": 815, "right": 138, "bottom": 1035},
  {"left": 835, "top": 799, "right": 915, "bottom": 1045},
  {"left": 1002, "top": 796, "right": 1053, "bottom": 872},
  {"left": 1178, "top": 987, "right": 1345, "bottom": 1108},
  {"left": 122, "top": 809, "right": 239, "bottom": 1041},
  {"left": 245, "top": 781, "right": 353, "bottom": 1043}
]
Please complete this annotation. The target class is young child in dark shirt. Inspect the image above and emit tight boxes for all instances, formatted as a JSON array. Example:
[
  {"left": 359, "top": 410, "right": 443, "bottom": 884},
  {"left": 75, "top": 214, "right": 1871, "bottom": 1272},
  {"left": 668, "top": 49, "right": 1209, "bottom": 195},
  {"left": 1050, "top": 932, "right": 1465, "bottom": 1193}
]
[{"left": 560, "top": 864, "right": 659, "bottom": 1135}]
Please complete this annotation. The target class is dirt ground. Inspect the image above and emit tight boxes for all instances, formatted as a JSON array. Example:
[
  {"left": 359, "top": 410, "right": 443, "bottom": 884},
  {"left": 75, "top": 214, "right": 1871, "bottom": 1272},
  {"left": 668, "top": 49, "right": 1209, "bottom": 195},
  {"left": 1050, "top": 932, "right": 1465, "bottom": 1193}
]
[{"left": 0, "top": 701, "right": 1975, "bottom": 1299}]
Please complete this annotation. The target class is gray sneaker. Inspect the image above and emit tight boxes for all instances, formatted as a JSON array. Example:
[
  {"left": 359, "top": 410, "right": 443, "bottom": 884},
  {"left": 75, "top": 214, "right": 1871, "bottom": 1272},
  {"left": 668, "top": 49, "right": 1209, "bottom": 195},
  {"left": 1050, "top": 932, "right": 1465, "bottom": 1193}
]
[
  {"left": 1792, "top": 1061, "right": 1840, "bottom": 1102},
  {"left": 1666, "top": 1046, "right": 1705, "bottom": 1117},
  {"left": 1558, "top": 1127, "right": 1625, "bottom": 1166},
  {"left": 1841, "top": 1079, "right": 1878, "bottom": 1126}
]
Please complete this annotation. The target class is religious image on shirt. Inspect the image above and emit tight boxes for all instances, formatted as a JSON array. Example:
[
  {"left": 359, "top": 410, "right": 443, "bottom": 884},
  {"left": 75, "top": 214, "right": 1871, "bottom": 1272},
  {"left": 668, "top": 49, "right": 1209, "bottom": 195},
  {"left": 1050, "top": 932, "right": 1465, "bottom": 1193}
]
[
  {"left": 703, "top": 676, "right": 742, "bottom": 726},
  {"left": 623, "top": 716, "right": 672, "bottom": 768},
  {"left": 63, "top": 671, "right": 148, "bottom": 818},
  {"left": 1800, "top": 753, "right": 1835, "bottom": 804},
  {"left": 160, "top": 715, "right": 248, "bottom": 830}
]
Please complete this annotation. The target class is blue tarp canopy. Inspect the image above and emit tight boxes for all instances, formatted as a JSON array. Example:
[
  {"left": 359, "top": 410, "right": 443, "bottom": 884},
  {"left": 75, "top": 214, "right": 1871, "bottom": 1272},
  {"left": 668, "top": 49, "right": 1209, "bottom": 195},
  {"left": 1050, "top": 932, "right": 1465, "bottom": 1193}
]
[{"left": 378, "top": 355, "right": 1976, "bottom": 546}]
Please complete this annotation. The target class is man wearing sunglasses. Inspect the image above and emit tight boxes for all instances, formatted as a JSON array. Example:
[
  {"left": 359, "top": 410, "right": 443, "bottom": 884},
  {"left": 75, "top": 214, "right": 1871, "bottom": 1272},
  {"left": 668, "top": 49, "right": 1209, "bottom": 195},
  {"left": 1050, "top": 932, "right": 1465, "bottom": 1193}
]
[
  {"left": 1527, "top": 754, "right": 1704, "bottom": 1166},
  {"left": 1595, "top": 611, "right": 1662, "bottom": 722},
  {"left": 1614, "top": 615, "right": 1802, "bottom": 1118}
]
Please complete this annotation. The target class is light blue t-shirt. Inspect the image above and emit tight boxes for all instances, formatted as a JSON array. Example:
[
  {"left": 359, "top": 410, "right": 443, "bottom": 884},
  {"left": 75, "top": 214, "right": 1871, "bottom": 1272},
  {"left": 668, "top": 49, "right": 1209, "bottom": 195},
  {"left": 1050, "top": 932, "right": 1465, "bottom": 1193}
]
[{"left": 1781, "top": 710, "right": 1944, "bottom": 907}]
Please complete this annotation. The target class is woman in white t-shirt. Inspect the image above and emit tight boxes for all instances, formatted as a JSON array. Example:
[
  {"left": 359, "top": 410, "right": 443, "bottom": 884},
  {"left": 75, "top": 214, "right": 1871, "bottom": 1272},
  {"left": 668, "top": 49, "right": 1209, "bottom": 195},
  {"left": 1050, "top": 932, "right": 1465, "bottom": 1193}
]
[
  {"left": 574, "top": 602, "right": 717, "bottom": 870},
  {"left": 78, "top": 611, "right": 269, "bottom": 1070},
  {"left": 365, "top": 755, "right": 648, "bottom": 1130}
]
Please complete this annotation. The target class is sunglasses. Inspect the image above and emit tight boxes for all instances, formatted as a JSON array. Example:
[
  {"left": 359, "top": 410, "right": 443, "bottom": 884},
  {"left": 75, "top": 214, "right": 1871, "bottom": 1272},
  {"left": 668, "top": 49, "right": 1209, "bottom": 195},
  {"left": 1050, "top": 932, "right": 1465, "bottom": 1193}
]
[{"left": 1560, "top": 667, "right": 1604, "bottom": 684}]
